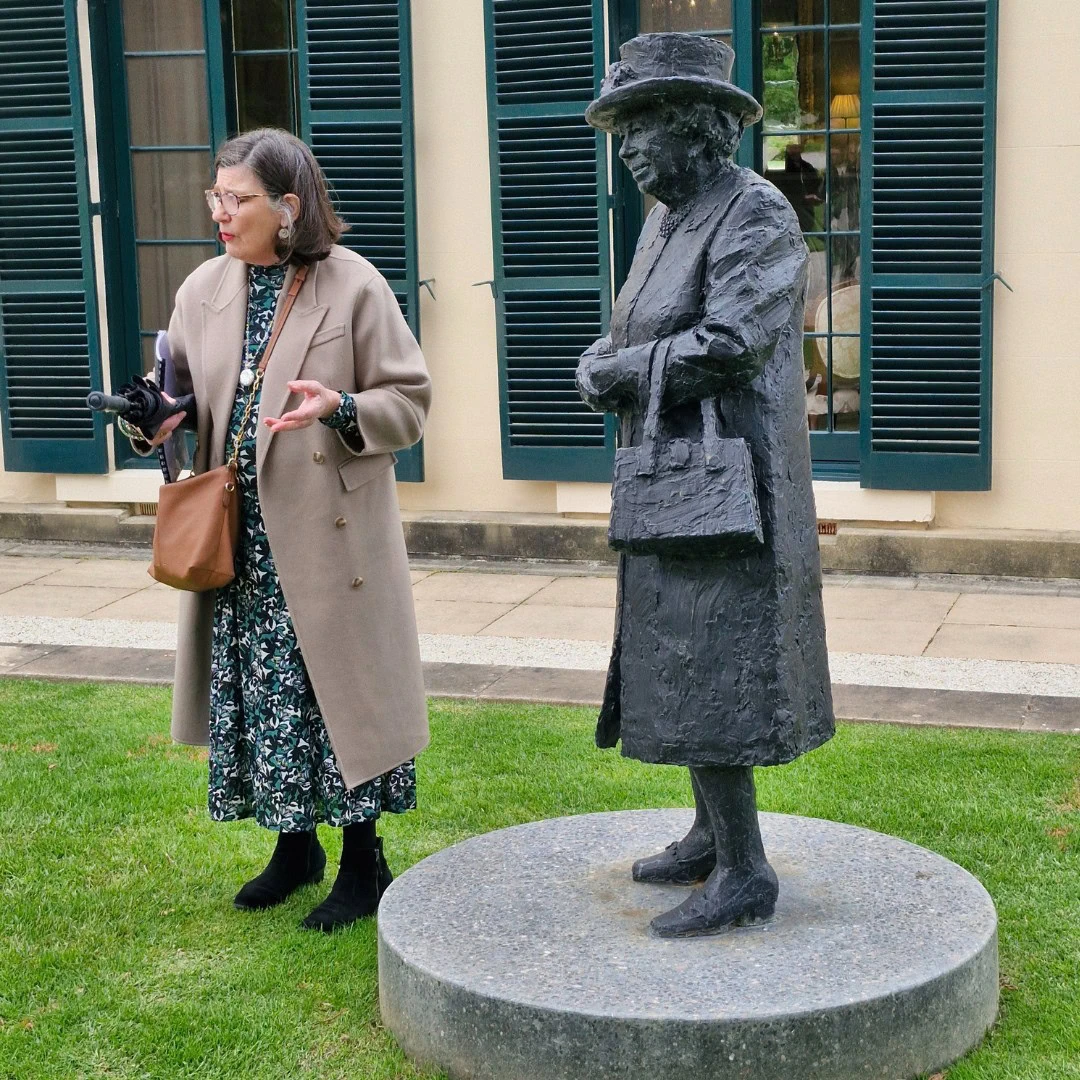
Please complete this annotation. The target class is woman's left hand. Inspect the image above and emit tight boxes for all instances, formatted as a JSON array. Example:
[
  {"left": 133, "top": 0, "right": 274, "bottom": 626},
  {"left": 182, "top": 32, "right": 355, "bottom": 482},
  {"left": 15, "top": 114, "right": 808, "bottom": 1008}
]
[{"left": 263, "top": 380, "right": 343, "bottom": 432}]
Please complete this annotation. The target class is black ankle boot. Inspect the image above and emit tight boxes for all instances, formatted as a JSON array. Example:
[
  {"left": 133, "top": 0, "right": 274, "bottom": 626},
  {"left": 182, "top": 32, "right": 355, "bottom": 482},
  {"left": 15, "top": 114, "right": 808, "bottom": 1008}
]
[
  {"left": 649, "top": 862, "right": 779, "bottom": 939},
  {"left": 301, "top": 836, "right": 394, "bottom": 933},
  {"left": 632, "top": 835, "right": 717, "bottom": 885},
  {"left": 234, "top": 830, "right": 326, "bottom": 911}
]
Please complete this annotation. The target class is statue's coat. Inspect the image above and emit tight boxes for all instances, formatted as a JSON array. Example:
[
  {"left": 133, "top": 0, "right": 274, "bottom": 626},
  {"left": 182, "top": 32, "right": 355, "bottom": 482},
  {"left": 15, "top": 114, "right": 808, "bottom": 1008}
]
[{"left": 577, "top": 165, "right": 834, "bottom": 766}]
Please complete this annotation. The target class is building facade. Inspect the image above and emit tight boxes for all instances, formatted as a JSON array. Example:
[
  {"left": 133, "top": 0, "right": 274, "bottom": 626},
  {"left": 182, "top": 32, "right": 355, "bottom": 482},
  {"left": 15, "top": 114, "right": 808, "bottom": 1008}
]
[{"left": 0, "top": 0, "right": 1076, "bottom": 533}]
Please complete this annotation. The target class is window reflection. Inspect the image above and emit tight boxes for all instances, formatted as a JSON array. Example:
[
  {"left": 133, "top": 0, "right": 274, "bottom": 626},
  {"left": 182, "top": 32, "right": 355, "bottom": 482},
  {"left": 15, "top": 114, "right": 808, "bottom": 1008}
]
[
  {"left": 639, "top": 0, "right": 732, "bottom": 32},
  {"left": 758, "top": 6, "right": 861, "bottom": 438}
]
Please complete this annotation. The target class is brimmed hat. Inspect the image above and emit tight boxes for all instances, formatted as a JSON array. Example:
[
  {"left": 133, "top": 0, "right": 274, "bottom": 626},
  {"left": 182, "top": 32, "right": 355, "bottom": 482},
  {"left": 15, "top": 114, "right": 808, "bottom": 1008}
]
[{"left": 586, "top": 33, "right": 762, "bottom": 134}]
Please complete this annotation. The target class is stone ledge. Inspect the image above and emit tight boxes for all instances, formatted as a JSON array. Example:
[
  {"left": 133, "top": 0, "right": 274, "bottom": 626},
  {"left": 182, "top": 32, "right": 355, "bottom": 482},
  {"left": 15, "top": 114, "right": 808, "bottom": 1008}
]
[{"left": 4, "top": 502, "right": 1080, "bottom": 579}]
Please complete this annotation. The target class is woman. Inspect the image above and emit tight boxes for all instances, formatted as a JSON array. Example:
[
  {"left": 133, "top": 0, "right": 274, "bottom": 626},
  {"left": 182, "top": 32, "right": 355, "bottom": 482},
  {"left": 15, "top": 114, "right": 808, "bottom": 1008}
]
[
  {"left": 578, "top": 35, "right": 834, "bottom": 937},
  {"left": 135, "top": 128, "right": 431, "bottom": 932}
]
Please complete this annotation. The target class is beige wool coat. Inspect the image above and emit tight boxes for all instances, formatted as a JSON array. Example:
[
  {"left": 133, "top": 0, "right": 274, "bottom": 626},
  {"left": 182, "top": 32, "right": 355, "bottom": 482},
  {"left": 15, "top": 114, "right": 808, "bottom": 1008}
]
[{"left": 165, "top": 245, "right": 431, "bottom": 788}]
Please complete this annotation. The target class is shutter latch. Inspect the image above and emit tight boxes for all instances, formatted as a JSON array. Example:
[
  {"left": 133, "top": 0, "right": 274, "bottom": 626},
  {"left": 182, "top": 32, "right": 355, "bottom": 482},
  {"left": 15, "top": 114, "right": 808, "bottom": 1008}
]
[
  {"left": 419, "top": 278, "right": 437, "bottom": 300},
  {"left": 472, "top": 279, "right": 499, "bottom": 299},
  {"left": 981, "top": 271, "right": 1014, "bottom": 293}
]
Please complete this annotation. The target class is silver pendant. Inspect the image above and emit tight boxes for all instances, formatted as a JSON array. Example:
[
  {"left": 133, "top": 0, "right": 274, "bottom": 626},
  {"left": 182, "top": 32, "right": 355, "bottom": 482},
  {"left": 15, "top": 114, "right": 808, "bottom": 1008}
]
[{"left": 239, "top": 367, "right": 255, "bottom": 388}]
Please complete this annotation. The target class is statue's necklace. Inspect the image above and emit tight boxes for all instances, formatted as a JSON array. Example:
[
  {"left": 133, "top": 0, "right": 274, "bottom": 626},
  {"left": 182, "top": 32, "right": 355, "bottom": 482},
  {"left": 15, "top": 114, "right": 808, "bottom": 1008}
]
[{"left": 658, "top": 205, "right": 688, "bottom": 238}]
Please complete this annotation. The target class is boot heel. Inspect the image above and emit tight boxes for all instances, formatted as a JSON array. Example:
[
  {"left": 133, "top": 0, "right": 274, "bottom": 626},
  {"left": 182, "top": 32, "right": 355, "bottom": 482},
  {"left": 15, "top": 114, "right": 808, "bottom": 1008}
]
[{"left": 735, "top": 903, "right": 775, "bottom": 927}]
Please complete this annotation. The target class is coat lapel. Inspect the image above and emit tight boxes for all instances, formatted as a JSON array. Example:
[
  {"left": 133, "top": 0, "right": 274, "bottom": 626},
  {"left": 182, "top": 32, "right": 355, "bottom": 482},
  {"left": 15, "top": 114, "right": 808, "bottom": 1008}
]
[
  {"left": 199, "top": 258, "right": 248, "bottom": 467},
  {"left": 255, "top": 260, "right": 328, "bottom": 472}
]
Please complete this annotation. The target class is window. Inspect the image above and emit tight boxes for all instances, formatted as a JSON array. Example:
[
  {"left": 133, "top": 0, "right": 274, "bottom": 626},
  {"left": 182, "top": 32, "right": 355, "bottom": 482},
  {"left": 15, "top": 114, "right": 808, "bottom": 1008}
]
[{"left": 758, "top": 0, "right": 862, "bottom": 468}]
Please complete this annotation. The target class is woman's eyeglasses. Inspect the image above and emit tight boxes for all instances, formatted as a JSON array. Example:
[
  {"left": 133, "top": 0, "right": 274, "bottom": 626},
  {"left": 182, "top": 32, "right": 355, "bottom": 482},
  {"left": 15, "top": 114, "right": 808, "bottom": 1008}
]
[{"left": 204, "top": 190, "right": 267, "bottom": 215}]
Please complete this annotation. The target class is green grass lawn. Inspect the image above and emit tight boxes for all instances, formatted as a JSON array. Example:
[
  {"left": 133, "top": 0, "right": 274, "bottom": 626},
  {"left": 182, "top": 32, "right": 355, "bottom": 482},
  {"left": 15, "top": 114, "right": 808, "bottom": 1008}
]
[{"left": 0, "top": 679, "right": 1078, "bottom": 1080}]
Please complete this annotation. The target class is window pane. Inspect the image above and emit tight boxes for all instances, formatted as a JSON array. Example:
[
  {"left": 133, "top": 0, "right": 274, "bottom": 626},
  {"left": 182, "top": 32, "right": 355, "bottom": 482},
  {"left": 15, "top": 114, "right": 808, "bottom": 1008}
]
[
  {"left": 761, "top": 0, "right": 825, "bottom": 27},
  {"left": 137, "top": 243, "right": 216, "bottom": 331},
  {"left": 765, "top": 137, "right": 825, "bottom": 232},
  {"left": 123, "top": 0, "right": 204, "bottom": 52},
  {"left": 639, "top": 0, "right": 732, "bottom": 32},
  {"left": 762, "top": 30, "right": 825, "bottom": 131},
  {"left": 829, "top": 28, "right": 860, "bottom": 101},
  {"left": 831, "top": 0, "right": 860, "bottom": 24},
  {"left": 132, "top": 151, "right": 213, "bottom": 240},
  {"left": 232, "top": 0, "right": 291, "bottom": 50},
  {"left": 828, "top": 132, "right": 860, "bottom": 233},
  {"left": 126, "top": 57, "right": 209, "bottom": 145},
  {"left": 235, "top": 54, "right": 296, "bottom": 131}
]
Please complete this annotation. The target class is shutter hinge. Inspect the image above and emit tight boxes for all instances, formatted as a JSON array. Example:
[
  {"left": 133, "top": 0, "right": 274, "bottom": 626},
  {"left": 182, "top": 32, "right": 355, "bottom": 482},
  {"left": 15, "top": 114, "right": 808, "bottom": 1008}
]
[
  {"left": 89, "top": 201, "right": 101, "bottom": 216},
  {"left": 419, "top": 278, "right": 436, "bottom": 300},
  {"left": 981, "top": 271, "right": 1013, "bottom": 293},
  {"left": 472, "top": 279, "right": 498, "bottom": 299}
]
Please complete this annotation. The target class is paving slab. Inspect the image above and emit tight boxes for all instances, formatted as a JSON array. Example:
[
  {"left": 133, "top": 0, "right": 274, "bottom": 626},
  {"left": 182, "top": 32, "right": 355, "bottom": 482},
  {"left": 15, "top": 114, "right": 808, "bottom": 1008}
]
[
  {"left": 1020, "top": 695, "right": 1080, "bottom": 735},
  {"left": 478, "top": 604, "right": 615, "bottom": 643},
  {"left": 85, "top": 589, "right": 181, "bottom": 623},
  {"left": 0, "top": 643, "right": 60, "bottom": 671},
  {"left": 421, "top": 662, "right": 509, "bottom": 698},
  {"left": 523, "top": 576, "right": 618, "bottom": 608},
  {"left": 0, "top": 584, "right": 139, "bottom": 619},
  {"left": 832, "top": 684, "right": 1027, "bottom": 730},
  {"left": 926, "top": 623, "right": 1080, "bottom": 665},
  {"left": 825, "top": 618, "right": 940, "bottom": 656},
  {"left": 34, "top": 558, "right": 155, "bottom": 589},
  {"left": 12, "top": 646, "right": 175, "bottom": 683},
  {"left": 946, "top": 592, "right": 1080, "bottom": 629},
  {"left": 479, "top": 665, "right": 607, "bottom": 706},
  {"left": 824, "top": 586, "right": 958, "bottom": 623},
  {"left": 412, "top": 571, "right": 553, "bottom": 604},
  {"left": 412, "top": 599, "right": 514, "bottom": 636}
]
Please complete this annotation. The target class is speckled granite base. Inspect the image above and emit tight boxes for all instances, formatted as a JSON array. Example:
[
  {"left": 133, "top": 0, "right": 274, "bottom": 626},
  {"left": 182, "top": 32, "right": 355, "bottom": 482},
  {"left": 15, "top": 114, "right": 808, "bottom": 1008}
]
[{"left": 378, "top": 810, "right": 998, "bottom": 1080}]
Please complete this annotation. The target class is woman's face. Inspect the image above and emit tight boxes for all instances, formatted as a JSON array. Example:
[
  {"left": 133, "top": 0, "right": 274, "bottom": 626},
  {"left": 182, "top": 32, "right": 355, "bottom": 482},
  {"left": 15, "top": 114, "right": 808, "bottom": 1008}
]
[
  {"left": 617, "top": 108, "right": 696, "bottom": 204},
  {"left": 209, "top": 165, "right": 288, "bottom": 266}
]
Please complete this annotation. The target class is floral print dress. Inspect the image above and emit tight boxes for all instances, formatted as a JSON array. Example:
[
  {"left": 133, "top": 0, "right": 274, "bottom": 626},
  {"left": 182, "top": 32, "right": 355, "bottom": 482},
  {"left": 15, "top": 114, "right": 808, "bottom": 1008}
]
[{"left": 207, "top": 262, "right": 417, "bottom": 832}]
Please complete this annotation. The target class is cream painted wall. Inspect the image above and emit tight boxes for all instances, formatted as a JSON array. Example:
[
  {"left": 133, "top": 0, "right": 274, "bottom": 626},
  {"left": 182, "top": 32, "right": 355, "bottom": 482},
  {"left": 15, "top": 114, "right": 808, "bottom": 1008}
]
[
  {"left": 935, "top": 0, "right": 1080, "bottom": 530},
  {"left": 396, "top": 0, "right": 556, "bottom": 515}
]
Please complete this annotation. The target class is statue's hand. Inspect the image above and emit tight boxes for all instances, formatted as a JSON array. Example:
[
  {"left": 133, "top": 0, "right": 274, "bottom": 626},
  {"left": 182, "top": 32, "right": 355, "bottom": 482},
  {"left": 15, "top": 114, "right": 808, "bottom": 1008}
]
[{"left": 577, "top": 351, "right": 636, "bottom": 412}]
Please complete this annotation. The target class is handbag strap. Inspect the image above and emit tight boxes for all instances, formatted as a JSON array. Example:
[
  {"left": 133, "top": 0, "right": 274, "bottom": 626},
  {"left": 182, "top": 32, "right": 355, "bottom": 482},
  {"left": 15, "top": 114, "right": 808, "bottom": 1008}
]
[
  {"left": 258, "top": 263, "right": 308, "bottom": 375},
  {"left": 227, "top": 263, "right": 309, "bottom": 469},
  {"left": 637, "top": 339, "right": 725, "bottom": 476}
]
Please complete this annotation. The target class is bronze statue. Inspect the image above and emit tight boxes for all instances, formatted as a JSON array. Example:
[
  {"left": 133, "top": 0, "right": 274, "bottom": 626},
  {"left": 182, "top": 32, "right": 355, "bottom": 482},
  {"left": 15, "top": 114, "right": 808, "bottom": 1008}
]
[{"left": 578, "top": 33, "right": 834, "bottom": 937}]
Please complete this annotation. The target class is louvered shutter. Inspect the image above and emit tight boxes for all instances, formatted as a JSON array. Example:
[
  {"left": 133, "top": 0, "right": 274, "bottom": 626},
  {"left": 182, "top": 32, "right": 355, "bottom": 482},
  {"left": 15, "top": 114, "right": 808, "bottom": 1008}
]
[
  {"left": 861, "top": 0, "right": 998, "bottom": 490},
  {"left": 296, "top": 0, "right": 423, "bottom": 481},
  {"left": 484, "top": 0, "right": 614, "bottom": 481},
  {"left": 0, "top": 0, "right": 106, "bottom": 473}
]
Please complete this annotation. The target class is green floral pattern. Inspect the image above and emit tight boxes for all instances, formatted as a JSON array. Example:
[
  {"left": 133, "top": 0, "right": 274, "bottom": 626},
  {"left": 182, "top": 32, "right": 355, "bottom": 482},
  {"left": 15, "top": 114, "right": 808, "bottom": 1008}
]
[{"left": 207, "top": 262, "right": 416, "bottom": 833}]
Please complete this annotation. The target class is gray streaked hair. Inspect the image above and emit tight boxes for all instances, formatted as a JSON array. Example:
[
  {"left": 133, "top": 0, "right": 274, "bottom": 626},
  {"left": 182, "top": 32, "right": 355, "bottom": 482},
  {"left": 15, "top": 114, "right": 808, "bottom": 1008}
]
[{"left": 214, "top": 128, "right": 348, "bottom": 265}]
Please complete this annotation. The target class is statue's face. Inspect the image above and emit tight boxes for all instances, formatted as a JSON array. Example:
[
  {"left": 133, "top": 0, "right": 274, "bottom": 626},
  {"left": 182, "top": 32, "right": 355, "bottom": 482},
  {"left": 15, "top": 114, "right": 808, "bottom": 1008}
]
[{"left": 616, "top": 106, "right": 695, "bottom": 204}]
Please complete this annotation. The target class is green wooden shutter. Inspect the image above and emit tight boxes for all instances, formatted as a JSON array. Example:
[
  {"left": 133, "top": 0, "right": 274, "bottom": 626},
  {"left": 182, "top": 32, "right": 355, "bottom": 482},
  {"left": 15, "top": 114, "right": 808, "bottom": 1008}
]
[
  {"left": 296, "top": 0, "right": 423, "bottom": 481},
  {"left": 484, "top": 0, "right": 614, "bottom": 482},
  {"left": 0, "top": 0, "right": 107, "bottom": 474},
  {"left": 861, "top": 0, "right": 998, "bottom": 490}
]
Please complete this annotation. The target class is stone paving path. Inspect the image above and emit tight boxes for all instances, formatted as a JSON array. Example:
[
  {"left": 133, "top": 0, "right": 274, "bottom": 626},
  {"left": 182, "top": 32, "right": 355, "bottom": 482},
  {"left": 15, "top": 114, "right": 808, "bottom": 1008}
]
[{"left": 0, "top": 542, "right": 1079, "bottom": 734}]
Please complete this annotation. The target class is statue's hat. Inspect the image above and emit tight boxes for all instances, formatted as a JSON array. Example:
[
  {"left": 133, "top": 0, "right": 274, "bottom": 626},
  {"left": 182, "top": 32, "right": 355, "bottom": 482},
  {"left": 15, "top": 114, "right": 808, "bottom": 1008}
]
[{"left": 586, "top": 33, "right": 763, "bottom": 133}]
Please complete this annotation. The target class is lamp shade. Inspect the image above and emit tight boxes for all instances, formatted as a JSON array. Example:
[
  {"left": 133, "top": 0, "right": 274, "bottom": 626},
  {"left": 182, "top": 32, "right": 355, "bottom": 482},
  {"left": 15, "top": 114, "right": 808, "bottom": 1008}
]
[{"left": 830, "top": 93, "right": 860, "bottom": 129}]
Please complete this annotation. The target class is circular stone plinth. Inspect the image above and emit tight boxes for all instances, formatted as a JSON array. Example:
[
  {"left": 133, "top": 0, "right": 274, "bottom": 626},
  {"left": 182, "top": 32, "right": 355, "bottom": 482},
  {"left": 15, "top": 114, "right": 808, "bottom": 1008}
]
[{"left": 378, "top": 811, "right": 998, "bottom": 1080}]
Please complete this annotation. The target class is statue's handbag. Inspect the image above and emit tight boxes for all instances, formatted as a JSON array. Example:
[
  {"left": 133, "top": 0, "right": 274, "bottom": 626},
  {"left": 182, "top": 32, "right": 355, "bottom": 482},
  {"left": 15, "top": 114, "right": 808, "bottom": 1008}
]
[
  {"left": 149, "top": 265, "right": 308, "bottom": 591},
  {"left": 608, "top": 344, "right": 764, "bottom": 558}
]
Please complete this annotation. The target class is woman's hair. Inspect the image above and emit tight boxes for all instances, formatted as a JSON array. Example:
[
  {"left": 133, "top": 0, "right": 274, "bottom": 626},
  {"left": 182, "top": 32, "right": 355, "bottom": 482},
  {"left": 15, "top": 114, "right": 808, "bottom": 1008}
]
[{"left": 213, "top": 128, "right": 348, "bottom": 265}]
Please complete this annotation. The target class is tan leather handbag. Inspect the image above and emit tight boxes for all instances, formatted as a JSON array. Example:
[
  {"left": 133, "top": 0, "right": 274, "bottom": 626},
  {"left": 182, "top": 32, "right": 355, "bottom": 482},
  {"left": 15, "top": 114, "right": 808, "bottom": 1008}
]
[{"left": 149, "top": 265, "right": 308, "bottom": 591}]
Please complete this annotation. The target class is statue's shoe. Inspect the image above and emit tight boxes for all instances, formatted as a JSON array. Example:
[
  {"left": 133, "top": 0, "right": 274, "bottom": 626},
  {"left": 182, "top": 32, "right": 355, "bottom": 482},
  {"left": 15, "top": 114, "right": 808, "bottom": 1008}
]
[
  {"left": 632, "top": 838, "right": 716, "bottom": 885},
  {"left": 649, "top": 864, "right": 779, "bottom": 938}
]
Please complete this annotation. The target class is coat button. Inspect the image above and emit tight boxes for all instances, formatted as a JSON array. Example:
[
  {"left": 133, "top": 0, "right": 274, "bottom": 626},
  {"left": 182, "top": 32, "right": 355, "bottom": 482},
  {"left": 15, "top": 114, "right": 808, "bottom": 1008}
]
[
  {"left": 335, "top": 516, "right": 347, "bottom": 528},
  {"left": 351, "top": 577, "right": 364, "bottom": 588},
  {"left": 312, "top": 451, "right": 325, "bottom": 464}
]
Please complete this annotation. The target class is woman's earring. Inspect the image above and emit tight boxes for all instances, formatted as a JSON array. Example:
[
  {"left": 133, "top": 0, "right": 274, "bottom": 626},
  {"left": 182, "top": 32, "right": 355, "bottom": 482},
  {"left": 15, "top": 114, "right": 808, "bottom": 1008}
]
[{"left": 278, "top": 225, "right": 291, "bottom": 240}]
